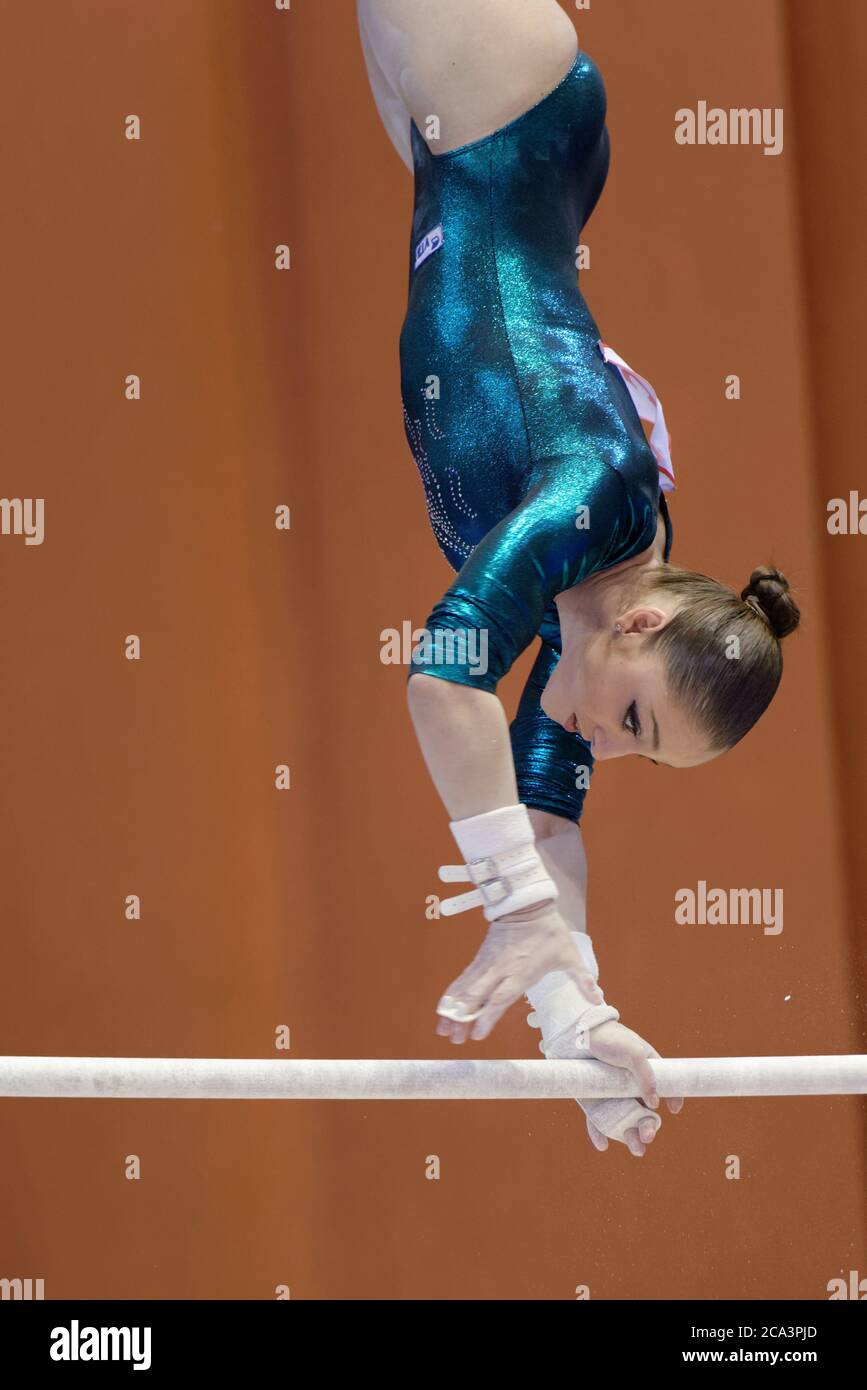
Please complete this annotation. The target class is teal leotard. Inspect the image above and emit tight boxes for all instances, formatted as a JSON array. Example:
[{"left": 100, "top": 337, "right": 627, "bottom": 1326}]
[{"left": 400, "top": 48, "right": 673, "bottom": 823}]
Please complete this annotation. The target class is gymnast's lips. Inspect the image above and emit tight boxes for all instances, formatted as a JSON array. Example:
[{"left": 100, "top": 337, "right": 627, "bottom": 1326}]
[{"left": 566, "top": 713, "right": 595, "bottom": 748}]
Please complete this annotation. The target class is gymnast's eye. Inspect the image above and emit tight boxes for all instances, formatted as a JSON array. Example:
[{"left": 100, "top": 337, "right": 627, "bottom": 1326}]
[{"left": 623, "top": 701, "right": 641, "bottom": 739}]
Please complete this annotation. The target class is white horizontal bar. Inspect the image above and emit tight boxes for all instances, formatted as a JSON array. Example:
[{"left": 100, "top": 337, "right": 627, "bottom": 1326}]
[{"left": 0, "top": 1055, "right": 865, "bottom": 1100}]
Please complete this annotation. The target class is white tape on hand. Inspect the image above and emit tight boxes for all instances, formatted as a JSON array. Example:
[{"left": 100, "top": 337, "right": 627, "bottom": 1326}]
[
  {"left": 525, "top": 930, "right": 661, "bottom": 1146},
  {"left": 525, "top": 930, "right": 618, "bottom": 1045}
]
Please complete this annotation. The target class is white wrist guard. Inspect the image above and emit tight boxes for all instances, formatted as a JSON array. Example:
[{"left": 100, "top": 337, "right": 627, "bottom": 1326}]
[
  {"left": 525, "top": 930, "right": 619, "bottom": 1048},
  {"left": 438, "top": 804, "right": 558, "bottom": 923}
]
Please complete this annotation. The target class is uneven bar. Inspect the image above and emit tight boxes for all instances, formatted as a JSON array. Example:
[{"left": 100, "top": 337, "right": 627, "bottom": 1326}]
[{"left": 0, "top": 1055, "right": 866, "bottom": 1100}]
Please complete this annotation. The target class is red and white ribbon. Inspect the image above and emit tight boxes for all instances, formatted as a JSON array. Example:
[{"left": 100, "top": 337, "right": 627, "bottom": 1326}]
[{"left": 598, "top": 339, "right": 675, "bottom": 492}]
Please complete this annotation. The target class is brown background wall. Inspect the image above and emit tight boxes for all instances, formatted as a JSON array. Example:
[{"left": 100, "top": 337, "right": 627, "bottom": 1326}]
[{"left": 0, "top": 0, "right": 864, "bottom": 1300}]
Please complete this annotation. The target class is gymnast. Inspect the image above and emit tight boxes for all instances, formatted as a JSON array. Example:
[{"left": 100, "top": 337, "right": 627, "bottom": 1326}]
[{"left": 357, "top": 0, "right": 799, "bottom": 1154}]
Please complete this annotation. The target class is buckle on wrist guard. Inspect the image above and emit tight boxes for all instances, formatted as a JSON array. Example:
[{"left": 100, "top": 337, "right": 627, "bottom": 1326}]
[
  {"left": 468, "top": 855, "right": 520, "bottom": 907},
  {"left": 477, "top": 875, "right": 510, "bottom": 907}
]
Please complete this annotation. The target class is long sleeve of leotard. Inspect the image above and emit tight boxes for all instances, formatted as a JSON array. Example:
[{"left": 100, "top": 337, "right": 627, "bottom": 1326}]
[
  {"left": 408, "top": 450, "right": 657, "bottom": 693},
  {"left": 509, "top": 639, "right": 595, "bottom": 822}
]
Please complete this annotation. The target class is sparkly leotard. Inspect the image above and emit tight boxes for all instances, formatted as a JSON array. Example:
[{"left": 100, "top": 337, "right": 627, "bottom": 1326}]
[{"left": 400, "top": 48, "right": 674, "bottom": 823}]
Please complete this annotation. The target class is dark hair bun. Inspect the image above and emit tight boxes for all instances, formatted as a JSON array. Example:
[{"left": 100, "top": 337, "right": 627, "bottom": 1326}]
[{"left": 741, "top": 565, "right": 800, "bottom": 640}]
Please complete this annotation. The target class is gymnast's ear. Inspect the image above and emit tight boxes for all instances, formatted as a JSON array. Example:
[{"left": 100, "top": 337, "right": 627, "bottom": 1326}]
[{"left": 613, "top": 605, "right": 671, "bottom": 636}]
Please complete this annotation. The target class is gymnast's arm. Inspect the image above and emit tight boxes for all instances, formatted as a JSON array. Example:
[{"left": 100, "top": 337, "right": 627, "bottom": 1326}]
[
  {"left": 406, "top": 461, "right": 665, "bottom": 1047},
  {"left": 407, "top": 677, "right": 521, "bottom": 822}
]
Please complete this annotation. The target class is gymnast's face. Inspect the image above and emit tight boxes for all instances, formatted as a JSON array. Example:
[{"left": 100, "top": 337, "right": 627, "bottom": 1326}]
[{"left": 540, "top": 608, "right": 718, "bottom": 769}]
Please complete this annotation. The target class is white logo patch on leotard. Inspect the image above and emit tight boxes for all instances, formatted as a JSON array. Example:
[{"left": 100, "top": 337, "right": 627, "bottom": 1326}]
[{"left": 414, "top": 224, "right": 443, "bottom": 271}]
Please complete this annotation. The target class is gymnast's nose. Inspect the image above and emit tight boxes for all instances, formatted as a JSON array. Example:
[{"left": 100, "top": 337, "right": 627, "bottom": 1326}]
[
  {"left": 588, "top": 726, "right": 630, "bottom": 761},
  {"left": 578, "top": 719, "right": 602, "bottom": 757}
]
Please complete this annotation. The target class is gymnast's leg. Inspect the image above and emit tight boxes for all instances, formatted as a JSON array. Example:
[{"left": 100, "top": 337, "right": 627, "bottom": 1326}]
[{"left": 356, "top": 0, "right": 578, "bottom": 156}]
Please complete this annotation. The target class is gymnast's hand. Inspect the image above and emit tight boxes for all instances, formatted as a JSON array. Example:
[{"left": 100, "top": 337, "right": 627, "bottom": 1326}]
[
  {"left": 579, "top": 1020, "right": 684, "bottom": 1157},
  {"left": 435, "top": 904, "right": 603, "bottom": 1044}
]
